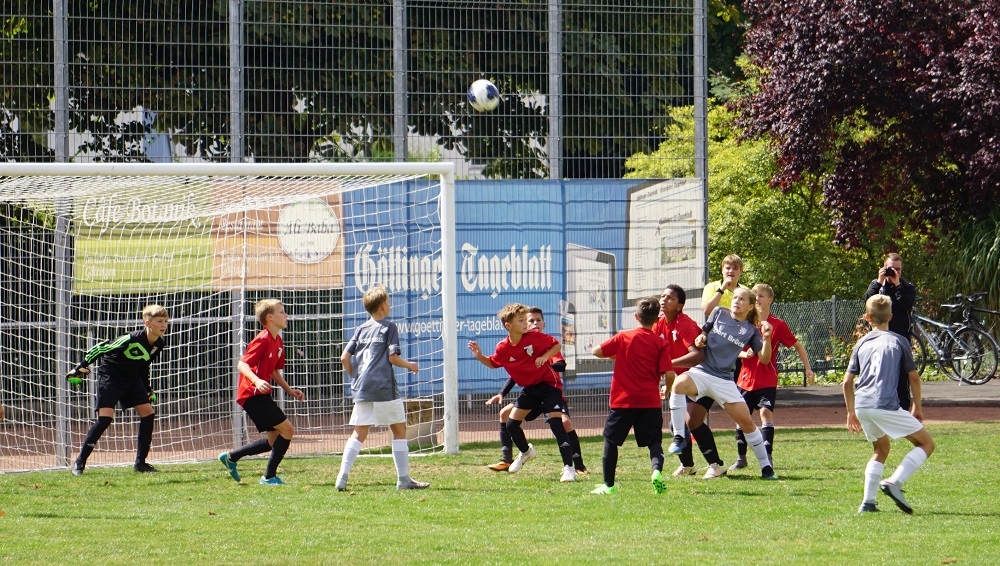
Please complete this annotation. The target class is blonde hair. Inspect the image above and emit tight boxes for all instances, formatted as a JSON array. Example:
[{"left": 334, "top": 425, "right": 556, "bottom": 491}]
[
  {"left": 733, "top": 287, "right": 761, "bottom": 327},
  {"left": 866, "top": 294, "right": 892, "bottom": 325},
  {"left": 752, "top": 283, "right": 774, "bottom": 300},
  {"left": 142, "top": 304, "right": 169, "bottom": 320},
  {"left": 254, "top": 299, "right": 283, "bottom": 327},
  {"left": 722, "top": 254, "right": 744, "bottom": 269},
  {"left": 497, "top": 303, "right": 529, "bottom": 325},
  {"left": 362, "top": 285, "right": 389, "bottom": 314}
]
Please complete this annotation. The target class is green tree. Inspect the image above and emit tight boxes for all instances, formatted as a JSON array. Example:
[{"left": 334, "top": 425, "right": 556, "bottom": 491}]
[{"left": 625, "top": 103, "right": 878, "bottom": 301}]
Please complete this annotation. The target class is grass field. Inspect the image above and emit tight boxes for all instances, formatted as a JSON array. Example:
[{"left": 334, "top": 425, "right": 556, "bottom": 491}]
[{"left": 2, "top": 423, "right": 998, "bottom": 565}]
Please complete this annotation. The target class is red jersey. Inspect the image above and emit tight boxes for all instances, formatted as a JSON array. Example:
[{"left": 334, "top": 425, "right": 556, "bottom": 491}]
[
  {"left": 738, "top": 314, "right": 796, "bottom": 391},
  {"left": 653, "top": 312, "right": 701, "bottom": 372},
  {"left": 488, "top": 331, "right": 560, "bottom": 388},
  {"left": 236, "top": 329, "right": 286, "bottom": 407},
  {"left": 599, "top": 327, "right": 672, "bottom": 409}
]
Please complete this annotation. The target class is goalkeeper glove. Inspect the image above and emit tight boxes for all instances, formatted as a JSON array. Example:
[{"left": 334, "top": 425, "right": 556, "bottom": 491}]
[
  {"left": 66, "top": 366, "right": 90, "bottom": 386},
  {"left": 147, "top": 391, "right": 157, "bottom": 404}
]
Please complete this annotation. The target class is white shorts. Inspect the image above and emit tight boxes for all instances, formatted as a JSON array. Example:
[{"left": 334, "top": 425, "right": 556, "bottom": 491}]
[
  {"left": 684, "top": 367, "right": 744, "bottom": 406},
  {"left": 349, "top": 398, "right": 406, "bottom": 426},
  {"left": 855, "top": 407, "right": 924, "bottom": 442}
]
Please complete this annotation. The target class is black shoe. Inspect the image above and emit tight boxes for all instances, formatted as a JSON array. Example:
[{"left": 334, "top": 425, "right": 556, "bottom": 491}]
[
  {"left": 71, "top": 461, "right": 85, "bottom": 476},
  {"left": 667, "top": 434, "right": 687, "bottom": 455},
  {"left": 880, "top": 481, "right": 912, "bottom": 514},
  {"left": 133, "top": 462, "right": 158, "bottom": 473},
  {"left": 858, "top": 502, "right": 879, "bottom": 513}
]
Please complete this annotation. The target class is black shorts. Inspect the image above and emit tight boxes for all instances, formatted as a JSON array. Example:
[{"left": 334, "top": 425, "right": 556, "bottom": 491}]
[
  {"left": 243, "top": 395, "right": 288, "bottom": 433},
  {"left": 738, "top": 387, "right": 777, "bottom": 413},
  {"left": 524, "top": 396, "right": 570, "bottom": 422},
  {"left": 95, "top": 376, "right": 149, "bottom": 411},
  {"left": 603, "top": 408, "right": 663, "bottom": 447},
  {"left": 691, "top": 396, "right": 715, "bottom": 411},
  {"left": 514, "top": 383, "right": 566, "bottom": 416}
]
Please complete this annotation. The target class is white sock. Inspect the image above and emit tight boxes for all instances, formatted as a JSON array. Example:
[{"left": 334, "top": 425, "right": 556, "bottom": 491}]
[
  {"left": 886, "top": 446, "right": 929, "bottom": 486},
  {"left": 863, "top": 460, "right": 884, "bottom": 504},
  {"left": 744, "top": 427, "right": 771, "bottom": 469},
  {"left": 668, "top": 393, "right": 687, "bottom": 437},
  {"left": 338, "top": 437, "right": 363, "bottom": 480},
  {"left": 392, "top": 439, "right": 410, "bottom": 481}
]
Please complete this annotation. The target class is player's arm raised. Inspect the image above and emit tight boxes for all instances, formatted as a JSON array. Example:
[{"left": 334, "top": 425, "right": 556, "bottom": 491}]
[{"left": 467, "top": 340, "right": 496, "bottom": 368}]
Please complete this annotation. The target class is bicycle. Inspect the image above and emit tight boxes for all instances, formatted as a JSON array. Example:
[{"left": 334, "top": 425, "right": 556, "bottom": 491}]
[
  {"left": 940, "top": 292, "right": 1000, "bottom": 384},
  {"left": 908, "top": 301, "right": 998, "bottom": 385}
]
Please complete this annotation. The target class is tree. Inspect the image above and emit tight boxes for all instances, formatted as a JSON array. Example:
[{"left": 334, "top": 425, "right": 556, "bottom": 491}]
[
  {"left": 625, "top": 103, "right": 875, "bottom": 300},
  {"left": 736, "top": 0, "right": 1000, "bottom": 248}
]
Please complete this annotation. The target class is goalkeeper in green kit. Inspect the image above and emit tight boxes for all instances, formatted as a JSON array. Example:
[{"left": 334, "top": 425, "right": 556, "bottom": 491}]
[{"left": 67, "top": 305, "right": 169, "bottom": 475}]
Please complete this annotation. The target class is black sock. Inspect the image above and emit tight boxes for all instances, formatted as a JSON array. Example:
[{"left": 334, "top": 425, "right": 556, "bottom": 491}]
[
  {"left": 229, "top": 438, "right": 271, "bottom": 462},
  {"left": 649, "top": 442, "right": 664, "bottom": 473},
  {"left": 568, "top": 429, "right": 585, "bottom": 470},
  {"left": 735, "top": 427, "right": 747, "bottom": 459},
  {"left": 677, "top": 424, "right": 695, "bottom": 467},
  {"left": 264, "top": 436, "right": 291, "bottom": 479},
  {"left": 78, "top": 416, "right": 113, "bottom": 464},
  {"left": 135, "top": 413, "right": 155, "bottom": 464},
  {"left": 602, "top": 439, "right": 619, "bottom": 487},
  {"left": 505, "top": 418, "right": 529, "bottom": 453},
  {"left": 499, "top": 422, "right": 513, "bottom": 463},
  {"left": 762, "top": 424, "right": 774, "bottom": 459},
  {"left": 691, "top": 423, "right": 722, "bottom": 466},
  {"left": 547, "top": 418, "right": 574, "bottom": 467}
]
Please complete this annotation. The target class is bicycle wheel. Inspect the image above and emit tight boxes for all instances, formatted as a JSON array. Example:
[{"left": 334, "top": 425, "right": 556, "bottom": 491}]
[
  {"left": 948, "top": 328, "right": 999, "bottom": 385},
  {"left": 909, "top": 332, "right": 928, "bottom": 377}
]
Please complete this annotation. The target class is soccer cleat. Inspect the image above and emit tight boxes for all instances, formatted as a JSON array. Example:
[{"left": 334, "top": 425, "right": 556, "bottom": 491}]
[
  {"left": 761, "top": 469, "right": 778, "bottom": 480},
  {"left": 487, "top": 460, "right": 511, "bottom": 472},
  {"left": 335, "top": 475, "right": 348, "bottom": 491},
  {"left": 880, "top": 481, "right": 912, "bottom": 514},
  {"left": 672, "top": 465, "right": 697, "bottom": 477},
  {"left": 728, "top": 458, "right": 748, "bottom": 473},
  {"left": 71, "top": 461, "right": 85, "bottom": 476},
  {"left": 133, "top": 462, "right": 158, "bottom": 473},
  {"left": 858, "top": 502, "right": 880, "bottom": 513},
  {"left": 397, "top": 478, "right": 430, "bottom": 490},
  {"left": 667, "top": 434, "right": 687, "bottom": 455},
  {"left": 651, "top": 469, "right": 667, "bottom": 494},
  {"left": 259, "top": 475, "right": 286, "bottom": 486},
  {"left": 218, "top": 452, "right": 241, "bottom": 482},
  {"left": 508, "top": 444, "right": 537, "bottom": 473},
  {"left": 560, "top": 465, "right": 577, "bottom": 483},
  {"left": 703, "top": 463, "right": 727, "bottom": 479},
  {"left": 590, "top": 483, "right": 619, "bottom": 495}
]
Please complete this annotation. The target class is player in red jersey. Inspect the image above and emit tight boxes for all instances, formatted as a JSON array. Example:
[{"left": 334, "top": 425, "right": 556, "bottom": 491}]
[
  {"left": 218, "top": 299, "right": 305, "bottom": 485},
  {"left": 589, "top": 297, "right": 674, "bottom": 495},
  {"left": 729, "top": 283, "right": 814, "bottom": 472},
  {"left": 485, "top": 307, "right": 587, "bottom": 476},
  {"left": 469, "top": 303, "right": 577, "bottom": 481}
]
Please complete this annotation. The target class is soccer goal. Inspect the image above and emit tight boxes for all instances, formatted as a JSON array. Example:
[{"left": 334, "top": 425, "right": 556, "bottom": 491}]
[{"left": 0, "top": 162, "right": 458, "bottom": 473}]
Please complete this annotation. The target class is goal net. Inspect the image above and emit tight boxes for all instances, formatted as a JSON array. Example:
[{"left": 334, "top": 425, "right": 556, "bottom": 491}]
[{"left": 0, "top": 162, "right": 458, "bottom": 473}]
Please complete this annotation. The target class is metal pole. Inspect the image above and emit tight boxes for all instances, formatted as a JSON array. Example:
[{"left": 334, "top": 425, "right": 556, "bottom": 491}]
[
  {"left": 53, "top": 0, "right": 70, "bottom": 161},
  {"left": 694, "top": 0, "right": 709, "bottom": 283},
  {"left": 548, "top": 0, "right": 563, "bottom": 179},
  {"left": 229, "top": 0, "right": 245, "bottom": 161},
  {"left": 393, "top": 0, "right": 408, "bottom": 161}
]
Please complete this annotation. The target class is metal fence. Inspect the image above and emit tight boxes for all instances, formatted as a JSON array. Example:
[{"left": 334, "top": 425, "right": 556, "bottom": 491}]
[{"left": 2, "top": 0, "right": 704, "bottom": 178}]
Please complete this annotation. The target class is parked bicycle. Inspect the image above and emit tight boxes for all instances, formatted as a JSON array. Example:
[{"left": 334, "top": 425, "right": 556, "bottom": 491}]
[
  {"left": 909, "top": 299, "right": 998, "bottom": 385},
  {"left": 940, "top": 293, "right": 1000, "bottom": 384}
]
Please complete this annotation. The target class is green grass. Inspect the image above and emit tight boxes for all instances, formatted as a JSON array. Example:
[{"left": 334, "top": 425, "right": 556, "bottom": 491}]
[{"left": 2, "top": 423, "right": 999, "bottom": 565}]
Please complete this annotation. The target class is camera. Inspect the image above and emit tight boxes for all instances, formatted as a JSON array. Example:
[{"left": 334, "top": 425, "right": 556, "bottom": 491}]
[{"left": 884, "top": 266, "right": 896, "bottom": 278}]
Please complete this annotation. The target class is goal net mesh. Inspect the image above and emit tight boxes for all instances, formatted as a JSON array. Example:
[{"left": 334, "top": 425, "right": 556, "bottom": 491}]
[{"left": 0, "top": 166, "right": 450, "bottom": 473}]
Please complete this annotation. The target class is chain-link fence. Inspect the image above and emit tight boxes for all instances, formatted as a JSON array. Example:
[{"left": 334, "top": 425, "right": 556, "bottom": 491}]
[
  {"left": 772, "top": 296, "right": 866, "bottom": 385},
  {"left": 2, "top": 0, "right": 703, "bottom": 178}
]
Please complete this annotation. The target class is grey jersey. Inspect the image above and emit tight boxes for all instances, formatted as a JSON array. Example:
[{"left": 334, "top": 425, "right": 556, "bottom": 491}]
[
  {"left": 344, "top": 318, "right": 401, "bottom": 402},
  {"left": 847, "top": 329, "right": 916, "bottom": 410},
  {"left": 698, "top": 307, "right": 763, "bottom": 379}
]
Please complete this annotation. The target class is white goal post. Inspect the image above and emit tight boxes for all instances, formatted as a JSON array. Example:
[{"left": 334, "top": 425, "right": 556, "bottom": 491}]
[{"left": 0, "top": 162, "right": 459, "bottom": 473}]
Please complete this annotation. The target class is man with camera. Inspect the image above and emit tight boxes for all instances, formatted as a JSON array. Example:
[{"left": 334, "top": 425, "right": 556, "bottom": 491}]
[{"left": 862, "top": 252, "right": 917, "bottom": 409}]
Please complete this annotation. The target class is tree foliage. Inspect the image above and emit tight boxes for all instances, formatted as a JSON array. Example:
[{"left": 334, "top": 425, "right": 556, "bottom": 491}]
[
  {"left": 736, "top": 0, "right": 1000, "bottom": 248},
  {"left": 625, "top": 103, "right": 879, "bottom": 301}
]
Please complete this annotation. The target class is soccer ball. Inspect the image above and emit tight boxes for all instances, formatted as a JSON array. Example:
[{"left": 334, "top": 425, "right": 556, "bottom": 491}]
[{"left": 468, "top": 79, "right": 500, "bottom": 112}]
